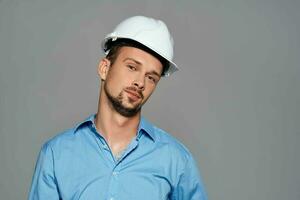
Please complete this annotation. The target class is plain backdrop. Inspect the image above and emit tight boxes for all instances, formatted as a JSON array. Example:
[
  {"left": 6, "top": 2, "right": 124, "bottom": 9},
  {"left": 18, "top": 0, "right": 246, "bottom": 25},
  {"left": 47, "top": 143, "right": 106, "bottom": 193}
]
[{"left": 0, "top": 0, "right": 299, "bottom": 199}]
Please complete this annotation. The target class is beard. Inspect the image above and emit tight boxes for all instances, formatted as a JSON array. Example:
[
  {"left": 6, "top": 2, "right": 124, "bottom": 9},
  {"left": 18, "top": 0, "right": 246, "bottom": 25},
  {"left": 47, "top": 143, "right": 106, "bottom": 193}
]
[{"left": 104, "top": 82, "right": 143, "bottom": 117}]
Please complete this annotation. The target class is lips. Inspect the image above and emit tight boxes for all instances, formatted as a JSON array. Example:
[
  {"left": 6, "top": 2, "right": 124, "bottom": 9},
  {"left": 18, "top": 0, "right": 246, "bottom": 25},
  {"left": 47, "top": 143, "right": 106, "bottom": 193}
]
[{"left": 124, "top": 89, "right": 142, "bottom": 100}]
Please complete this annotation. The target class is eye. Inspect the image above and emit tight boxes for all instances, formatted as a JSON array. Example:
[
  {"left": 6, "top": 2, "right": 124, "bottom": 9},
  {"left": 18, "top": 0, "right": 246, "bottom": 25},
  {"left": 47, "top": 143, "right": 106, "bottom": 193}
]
[
  {"left": 147, "top": 75, "right": 157, "bottom": 84},
  {"left": 127, "top": 64, "right": 137, "bottom": 71}
]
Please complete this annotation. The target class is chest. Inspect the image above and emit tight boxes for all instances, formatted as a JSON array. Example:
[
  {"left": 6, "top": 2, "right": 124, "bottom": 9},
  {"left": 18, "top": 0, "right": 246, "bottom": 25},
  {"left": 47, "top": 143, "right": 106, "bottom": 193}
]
[{"left": 54, "top": 141, "right": 178, "bottom": 200}]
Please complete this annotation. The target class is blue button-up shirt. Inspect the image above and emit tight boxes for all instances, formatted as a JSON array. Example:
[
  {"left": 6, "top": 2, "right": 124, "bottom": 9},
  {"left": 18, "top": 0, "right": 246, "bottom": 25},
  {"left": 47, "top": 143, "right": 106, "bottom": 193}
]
[{"left": 29, "top": 114, "right": 207, "bottom": 200}]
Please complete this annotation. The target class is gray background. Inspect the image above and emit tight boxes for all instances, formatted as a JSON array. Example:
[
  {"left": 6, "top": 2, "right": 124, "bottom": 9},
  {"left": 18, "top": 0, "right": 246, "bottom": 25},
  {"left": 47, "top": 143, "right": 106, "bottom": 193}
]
[{"left": 0, "top": 0, "right": 299, "bottom": 199}]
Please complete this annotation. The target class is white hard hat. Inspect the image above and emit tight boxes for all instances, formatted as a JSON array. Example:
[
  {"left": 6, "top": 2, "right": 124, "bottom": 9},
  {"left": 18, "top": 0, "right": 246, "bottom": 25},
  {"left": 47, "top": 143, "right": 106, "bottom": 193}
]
[{"left": 101, "top": 16, "right": 178, "bottom": 77}]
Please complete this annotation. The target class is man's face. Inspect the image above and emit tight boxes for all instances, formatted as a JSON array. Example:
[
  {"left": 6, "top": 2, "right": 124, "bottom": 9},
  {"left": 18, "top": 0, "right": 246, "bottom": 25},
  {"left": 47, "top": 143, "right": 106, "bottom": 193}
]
[{"left": 100, "top": 46, "right": 163, "bottom": 117}]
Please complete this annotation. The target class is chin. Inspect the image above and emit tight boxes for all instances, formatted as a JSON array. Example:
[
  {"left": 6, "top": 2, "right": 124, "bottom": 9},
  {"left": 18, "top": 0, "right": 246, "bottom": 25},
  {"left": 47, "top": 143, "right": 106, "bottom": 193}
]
[{"left": 123, "top": 103, "right": 141, "bottom": 110}]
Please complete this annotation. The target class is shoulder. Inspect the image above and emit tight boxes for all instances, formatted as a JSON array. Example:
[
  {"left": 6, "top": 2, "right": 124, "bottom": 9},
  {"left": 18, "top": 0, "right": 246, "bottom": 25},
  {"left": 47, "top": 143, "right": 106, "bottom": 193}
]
[
  {"left": 142, "top": 116, "right": 193, "bottom": 159},
  {"left": 151, "top": 124, "right": 195, "bottom": 163},
  {"left": 41, "top": 127, "right": 77, "bottom": 150},
  {"left": 42, "top": 115, "right": 94, "bottom": 151}
]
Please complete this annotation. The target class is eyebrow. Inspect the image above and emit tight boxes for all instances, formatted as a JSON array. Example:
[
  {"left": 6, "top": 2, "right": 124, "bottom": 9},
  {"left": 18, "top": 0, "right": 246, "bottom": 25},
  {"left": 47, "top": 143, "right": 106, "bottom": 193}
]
[
  {"left": 123, "top": 58, "right": 142, "bottom": 65},
  {"left": 147, "top": 70, "right": 161, "bottom": 78},
  {"left": 123, "top": 57, "right": 161, "bottom": 77}
]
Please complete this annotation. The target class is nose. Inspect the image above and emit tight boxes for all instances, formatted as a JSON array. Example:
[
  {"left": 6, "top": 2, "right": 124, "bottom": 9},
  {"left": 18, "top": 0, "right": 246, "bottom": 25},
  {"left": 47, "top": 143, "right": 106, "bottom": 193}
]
[{"left": 132, "top": 74, "right": 145, "bottom": 91}]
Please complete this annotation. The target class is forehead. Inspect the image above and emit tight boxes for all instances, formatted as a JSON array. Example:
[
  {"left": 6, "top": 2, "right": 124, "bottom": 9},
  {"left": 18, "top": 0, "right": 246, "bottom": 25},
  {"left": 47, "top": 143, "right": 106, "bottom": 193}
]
[{"left": 116, "top": 46, "right": 163, "bottom": 74}]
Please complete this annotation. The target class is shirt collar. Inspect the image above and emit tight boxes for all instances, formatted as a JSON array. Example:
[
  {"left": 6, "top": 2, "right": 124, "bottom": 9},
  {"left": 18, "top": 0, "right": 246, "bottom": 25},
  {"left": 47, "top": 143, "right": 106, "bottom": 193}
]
[
  {"left": 74, "top": 114, "right": 156, "bottom": 142},
  {"left": 73, "top": 114, "right": 96, "bottom": 133},
  {"left": 137, "top": 116, "right": 156, "bottom": 142}
]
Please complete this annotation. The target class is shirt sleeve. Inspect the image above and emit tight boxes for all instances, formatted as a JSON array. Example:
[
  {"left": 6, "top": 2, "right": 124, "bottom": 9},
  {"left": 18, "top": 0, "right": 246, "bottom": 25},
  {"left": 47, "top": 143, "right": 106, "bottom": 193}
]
[
  {"left": 171, "top": 155, "right": 208, "bottom": 200},
  {"left": 28, "top": 142, "right": 60, "bottom": 200}
]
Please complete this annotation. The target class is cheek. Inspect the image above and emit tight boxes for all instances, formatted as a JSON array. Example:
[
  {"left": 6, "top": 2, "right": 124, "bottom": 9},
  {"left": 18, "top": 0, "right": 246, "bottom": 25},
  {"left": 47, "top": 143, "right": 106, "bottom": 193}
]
[
  {"left": 105, "top": 76, "right": 123, "bottom": 95},
  {"left": 143, "top": 84, "right": 156, "bottom": 98},
  {"left": 109, "top": 69, "right": 132, "bottom": 87}
]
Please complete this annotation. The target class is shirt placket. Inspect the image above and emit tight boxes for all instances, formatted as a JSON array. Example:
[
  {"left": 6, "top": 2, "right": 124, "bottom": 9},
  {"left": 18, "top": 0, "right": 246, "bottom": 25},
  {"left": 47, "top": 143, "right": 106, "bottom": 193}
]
[{"left": 106, "top": 138, "right": 139, "bottom": 200}]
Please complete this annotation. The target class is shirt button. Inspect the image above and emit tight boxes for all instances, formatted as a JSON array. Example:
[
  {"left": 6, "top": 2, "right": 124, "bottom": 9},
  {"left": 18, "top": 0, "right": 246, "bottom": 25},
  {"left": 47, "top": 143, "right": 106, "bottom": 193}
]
[{"left": 112, "top": 171, "right": 118, "bottom": 176}]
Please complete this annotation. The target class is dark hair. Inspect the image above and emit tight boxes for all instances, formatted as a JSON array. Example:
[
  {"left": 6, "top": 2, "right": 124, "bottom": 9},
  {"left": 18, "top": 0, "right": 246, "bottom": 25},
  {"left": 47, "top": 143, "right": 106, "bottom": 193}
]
[{"left": 104, "top": 38, "right": 169, "bottom": 76}]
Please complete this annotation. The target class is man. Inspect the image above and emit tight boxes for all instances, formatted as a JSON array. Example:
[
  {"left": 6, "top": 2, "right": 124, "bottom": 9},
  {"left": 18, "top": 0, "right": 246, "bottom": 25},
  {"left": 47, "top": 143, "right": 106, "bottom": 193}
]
[{"left": 29, "top": 16, "right": 207, "bottom": 200}]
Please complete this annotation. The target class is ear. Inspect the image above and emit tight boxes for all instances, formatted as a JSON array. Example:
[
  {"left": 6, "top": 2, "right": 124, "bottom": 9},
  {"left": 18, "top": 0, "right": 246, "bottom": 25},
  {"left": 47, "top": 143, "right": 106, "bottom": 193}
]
[{"left": 97, "top": 58, "right": 111, "bottom": 81}]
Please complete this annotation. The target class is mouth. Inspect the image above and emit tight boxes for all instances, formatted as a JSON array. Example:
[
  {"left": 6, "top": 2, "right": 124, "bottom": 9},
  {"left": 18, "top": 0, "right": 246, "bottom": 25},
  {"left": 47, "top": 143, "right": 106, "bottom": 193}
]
[{"left": 124, "top": 89, "right": 142, "bottom": 101}]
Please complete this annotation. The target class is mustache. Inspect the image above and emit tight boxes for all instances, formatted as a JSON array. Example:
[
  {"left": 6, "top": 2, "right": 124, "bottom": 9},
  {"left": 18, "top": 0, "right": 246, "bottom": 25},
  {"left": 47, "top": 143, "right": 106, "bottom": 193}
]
[{"left": 124, "top": 86, "right": 144, "bottom": 99}]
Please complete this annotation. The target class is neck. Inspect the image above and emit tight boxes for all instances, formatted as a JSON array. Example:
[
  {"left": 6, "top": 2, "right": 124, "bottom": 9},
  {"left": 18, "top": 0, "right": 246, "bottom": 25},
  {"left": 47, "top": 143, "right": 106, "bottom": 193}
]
[{"left": 94, "top": 88, "right": 141, "bottom": 146}]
